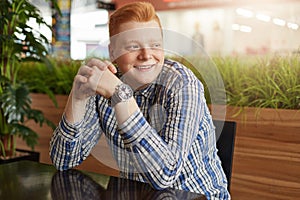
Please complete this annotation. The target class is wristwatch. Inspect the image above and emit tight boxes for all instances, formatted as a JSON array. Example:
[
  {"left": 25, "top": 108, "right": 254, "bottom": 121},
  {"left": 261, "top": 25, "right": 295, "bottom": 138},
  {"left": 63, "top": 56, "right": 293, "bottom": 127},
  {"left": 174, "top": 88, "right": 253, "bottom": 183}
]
[{"left": 111, "top": 83, "right": 133, "bottom": 107}]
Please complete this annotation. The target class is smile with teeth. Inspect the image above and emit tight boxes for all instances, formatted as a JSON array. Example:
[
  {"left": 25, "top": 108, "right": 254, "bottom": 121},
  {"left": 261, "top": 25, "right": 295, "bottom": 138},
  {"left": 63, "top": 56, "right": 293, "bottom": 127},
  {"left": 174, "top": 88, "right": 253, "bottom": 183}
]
[{"left": 135, "top": 64, "right": 154, "bottom": 70}]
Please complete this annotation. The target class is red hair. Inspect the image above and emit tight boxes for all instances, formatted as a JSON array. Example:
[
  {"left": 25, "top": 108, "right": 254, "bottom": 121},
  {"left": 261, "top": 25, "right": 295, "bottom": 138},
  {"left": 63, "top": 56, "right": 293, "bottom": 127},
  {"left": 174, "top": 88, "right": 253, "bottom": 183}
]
[{"left": 109, "top": 2, "right": 162, "bottom": 37}]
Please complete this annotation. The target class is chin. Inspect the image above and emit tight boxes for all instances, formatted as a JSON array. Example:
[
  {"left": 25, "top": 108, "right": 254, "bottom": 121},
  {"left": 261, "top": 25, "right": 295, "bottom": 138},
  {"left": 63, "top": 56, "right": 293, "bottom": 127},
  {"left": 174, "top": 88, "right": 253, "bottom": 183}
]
[{"left": 122, "top": 67, "right": 162, "bottom": 90}]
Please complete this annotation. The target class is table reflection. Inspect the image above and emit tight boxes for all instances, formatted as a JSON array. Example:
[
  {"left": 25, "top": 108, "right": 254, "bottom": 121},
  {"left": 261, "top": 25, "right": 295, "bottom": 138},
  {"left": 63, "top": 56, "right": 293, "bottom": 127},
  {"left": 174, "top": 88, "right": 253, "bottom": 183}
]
[
  {"left": 51, "top": 169, "right": 206, "bottom": 200},
  {"left": 51, "top": 170, "right": 104, "bottom": 199}
]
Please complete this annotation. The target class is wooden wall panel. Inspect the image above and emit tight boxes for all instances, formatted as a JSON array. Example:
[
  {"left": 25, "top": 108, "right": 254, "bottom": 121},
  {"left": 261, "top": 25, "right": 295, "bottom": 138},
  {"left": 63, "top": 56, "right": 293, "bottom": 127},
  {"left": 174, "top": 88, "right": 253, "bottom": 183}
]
[{"left": 222, "top": 106, "right": 300, "bottom": 199}]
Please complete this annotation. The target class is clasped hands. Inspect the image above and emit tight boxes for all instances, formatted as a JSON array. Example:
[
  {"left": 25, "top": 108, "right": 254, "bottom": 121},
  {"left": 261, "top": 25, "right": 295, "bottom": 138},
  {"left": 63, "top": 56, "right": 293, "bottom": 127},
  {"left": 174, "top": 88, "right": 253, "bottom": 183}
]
[{"left": 72, "top": 58, "right": 121, "bottom": 100}]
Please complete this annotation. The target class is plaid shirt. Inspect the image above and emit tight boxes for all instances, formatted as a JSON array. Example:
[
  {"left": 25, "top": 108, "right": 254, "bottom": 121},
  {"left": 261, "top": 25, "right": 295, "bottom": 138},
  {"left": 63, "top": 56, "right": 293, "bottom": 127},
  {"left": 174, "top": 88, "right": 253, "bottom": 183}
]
[{"left": 50, "top": 59, "right": 230, "bottom": 199}]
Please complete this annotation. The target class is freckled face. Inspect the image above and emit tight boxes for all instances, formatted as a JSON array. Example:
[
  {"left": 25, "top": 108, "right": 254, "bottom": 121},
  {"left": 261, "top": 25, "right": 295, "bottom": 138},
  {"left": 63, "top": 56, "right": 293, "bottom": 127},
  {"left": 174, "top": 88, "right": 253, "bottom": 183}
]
[{"left": 109, "top": 20, "right": 164, "bottom": 90}]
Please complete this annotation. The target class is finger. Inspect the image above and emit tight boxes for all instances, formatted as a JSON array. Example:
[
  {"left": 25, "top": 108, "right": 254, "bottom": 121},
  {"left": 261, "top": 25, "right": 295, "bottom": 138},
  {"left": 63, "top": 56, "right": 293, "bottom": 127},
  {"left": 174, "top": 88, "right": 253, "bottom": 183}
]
[
  {"left": 86, "top": 58, "right": 108, "bottom": 71},
  {"left": 104, "top": 60, "right": 117, "bottom": 74},
  {"left": 74, "top": 74, "right": 88, "bottom": 83},
  {"left": 90, "top": 66, "right": 104, "bottom": 83},
  {"left": 77, "top": 65, "right": 93, "bottom": 77}
]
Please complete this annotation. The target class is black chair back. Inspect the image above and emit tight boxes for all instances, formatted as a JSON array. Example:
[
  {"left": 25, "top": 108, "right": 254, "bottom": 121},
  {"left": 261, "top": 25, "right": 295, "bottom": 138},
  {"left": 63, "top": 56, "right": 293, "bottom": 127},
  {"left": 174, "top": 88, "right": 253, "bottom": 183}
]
[{"left": 213, "top": 120, "right": 236, "bottom": 191}]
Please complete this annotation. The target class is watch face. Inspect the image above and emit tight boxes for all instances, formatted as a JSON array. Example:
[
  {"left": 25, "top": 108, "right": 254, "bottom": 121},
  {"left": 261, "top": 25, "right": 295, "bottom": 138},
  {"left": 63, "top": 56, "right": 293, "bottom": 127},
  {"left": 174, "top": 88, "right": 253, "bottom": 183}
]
[{"left": 118, "top": 84, "right": 133, "bottom": 100}]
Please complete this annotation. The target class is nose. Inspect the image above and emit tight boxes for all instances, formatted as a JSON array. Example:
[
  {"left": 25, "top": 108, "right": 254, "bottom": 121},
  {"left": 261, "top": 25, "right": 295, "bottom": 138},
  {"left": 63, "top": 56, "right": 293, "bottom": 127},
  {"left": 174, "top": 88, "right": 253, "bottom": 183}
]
[{"left": 138, "top": 47, "right": 152, "bottom": 60}]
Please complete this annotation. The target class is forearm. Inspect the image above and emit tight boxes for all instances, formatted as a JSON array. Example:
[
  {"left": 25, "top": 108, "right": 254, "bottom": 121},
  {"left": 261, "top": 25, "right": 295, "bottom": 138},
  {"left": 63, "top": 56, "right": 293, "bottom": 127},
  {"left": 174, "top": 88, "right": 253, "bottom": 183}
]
[
  {"left": 64, "top": 90, "right": 88, "bottom": 124},
  {"left": 118, "top": 111, "right": 185, "bottom": 189},
  {"left": 117, "top": 81, "right": 204, "bottom": 189},
  {"left": 114, "top": 97, "right": 139, "bottom": 124},
  {"left": 50, "top": 97, "right": 103, "bottom": 170},
  {"left": 95, "top": 69, "right": 139, "bottom": 125}
]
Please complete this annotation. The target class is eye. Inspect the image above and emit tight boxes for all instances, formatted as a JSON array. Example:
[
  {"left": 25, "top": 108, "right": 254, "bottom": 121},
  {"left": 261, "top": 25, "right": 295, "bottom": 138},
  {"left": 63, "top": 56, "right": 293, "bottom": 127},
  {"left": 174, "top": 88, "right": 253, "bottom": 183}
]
[
  {"left": 125, "top": 44, "right": 140, "bottom": 51},
  {"left": 151, "top": 43, "right": 162, "bottom": 49}
]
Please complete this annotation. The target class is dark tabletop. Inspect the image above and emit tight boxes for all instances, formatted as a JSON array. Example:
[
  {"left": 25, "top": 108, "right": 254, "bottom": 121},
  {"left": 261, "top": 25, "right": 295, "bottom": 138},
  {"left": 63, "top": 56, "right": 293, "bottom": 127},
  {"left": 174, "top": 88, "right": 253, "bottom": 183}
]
[{"left": 0, "top": 160, "right": 206, "bottom": 200}]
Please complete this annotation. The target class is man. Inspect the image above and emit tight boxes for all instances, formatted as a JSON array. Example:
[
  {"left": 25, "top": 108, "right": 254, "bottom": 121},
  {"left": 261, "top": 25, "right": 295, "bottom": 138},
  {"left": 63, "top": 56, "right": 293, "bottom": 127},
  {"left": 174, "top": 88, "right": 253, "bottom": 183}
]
[{"left": 50, "top": 2, "right": 230, "bottom": 199}]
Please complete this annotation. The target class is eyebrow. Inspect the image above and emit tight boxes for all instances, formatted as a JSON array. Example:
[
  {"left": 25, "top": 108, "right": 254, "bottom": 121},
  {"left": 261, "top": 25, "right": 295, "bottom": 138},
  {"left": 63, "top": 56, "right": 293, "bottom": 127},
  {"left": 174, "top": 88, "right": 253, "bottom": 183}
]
[
  {"left": 123, "top": 38, "right": 162, "bottom": 44},
  {"left": 124, "top": 39, "right": 140, "bottom": 44}
]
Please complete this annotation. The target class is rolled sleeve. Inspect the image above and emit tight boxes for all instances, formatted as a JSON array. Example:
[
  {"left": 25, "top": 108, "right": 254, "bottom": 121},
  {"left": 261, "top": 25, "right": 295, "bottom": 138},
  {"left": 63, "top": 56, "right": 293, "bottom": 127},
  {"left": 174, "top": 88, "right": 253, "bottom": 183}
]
[
  {"left": 50, "top": 115, "right": 84, "bottom": 170},
  {"left": 118, "top": 111, "right": 148, "bottom": 146}
]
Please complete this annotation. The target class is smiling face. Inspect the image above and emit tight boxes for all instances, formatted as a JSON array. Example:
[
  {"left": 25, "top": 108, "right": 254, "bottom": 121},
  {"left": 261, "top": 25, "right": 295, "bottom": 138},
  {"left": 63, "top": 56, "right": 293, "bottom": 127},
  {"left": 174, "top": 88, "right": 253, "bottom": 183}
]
[{"left": 109, "top": 20, "right": 164, "bottom": 90}]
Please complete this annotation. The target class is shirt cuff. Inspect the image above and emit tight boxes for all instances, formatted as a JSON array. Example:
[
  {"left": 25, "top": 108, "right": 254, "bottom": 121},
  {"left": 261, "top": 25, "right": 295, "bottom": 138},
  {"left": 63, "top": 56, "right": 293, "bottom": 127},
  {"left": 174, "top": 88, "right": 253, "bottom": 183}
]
[
  {"left": 59, "top": 114, "right": 83, "bottom": 140},
  {"left": 118, "top": 111, "right": 149, "bottom": 147}
]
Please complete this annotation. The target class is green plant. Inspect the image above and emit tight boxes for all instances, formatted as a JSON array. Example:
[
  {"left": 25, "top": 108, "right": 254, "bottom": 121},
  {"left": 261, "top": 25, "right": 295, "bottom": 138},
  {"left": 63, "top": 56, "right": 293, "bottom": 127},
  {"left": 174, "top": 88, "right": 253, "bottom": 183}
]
[
  {"left": 0, "top": 0, "right": 60, "bottom": 158},
  {"left": 213, "top": 55, "right": 300, "bottom": 110},
  {"left": 18, "top": 59, "right": 81, "bottom": 96},
  {"left": 172, "top": 54, "right": 300, "bottom": 110}
]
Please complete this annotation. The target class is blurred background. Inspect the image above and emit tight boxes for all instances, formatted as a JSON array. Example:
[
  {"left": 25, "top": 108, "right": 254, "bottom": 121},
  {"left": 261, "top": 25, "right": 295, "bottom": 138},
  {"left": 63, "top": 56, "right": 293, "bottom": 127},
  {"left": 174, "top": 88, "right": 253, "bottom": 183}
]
[{"left": 29, "top": 0, "right": 300, "bottom": 59}]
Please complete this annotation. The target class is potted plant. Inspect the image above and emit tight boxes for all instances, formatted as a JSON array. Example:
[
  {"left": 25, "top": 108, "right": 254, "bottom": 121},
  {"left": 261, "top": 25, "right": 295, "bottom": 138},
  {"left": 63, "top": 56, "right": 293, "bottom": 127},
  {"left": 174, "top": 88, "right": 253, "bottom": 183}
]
[{"left": 0, "top": 0, "right": 60, "bottom": 162}]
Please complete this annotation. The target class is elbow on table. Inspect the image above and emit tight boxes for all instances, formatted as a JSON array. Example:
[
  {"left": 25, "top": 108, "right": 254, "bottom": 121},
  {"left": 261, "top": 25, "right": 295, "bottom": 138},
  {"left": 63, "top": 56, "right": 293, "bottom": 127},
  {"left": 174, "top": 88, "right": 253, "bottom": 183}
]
[
  {"left": 146, "top": 173, "right": 179, "bottom": 191},
  {"left": 146, "top": 161, "right": 184, "bottom": 190},
  {"left": 151, "top": 183, "right": 171, "bottom": 191},
  {"left": 49, "top": 151, "right": 82, "bottom": 171},
  {"left": 49, "top": 154, "right": 68, "bottom": 171},
  {"left": 50, "top": 157, "right": 81, "bottom": 171}
]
